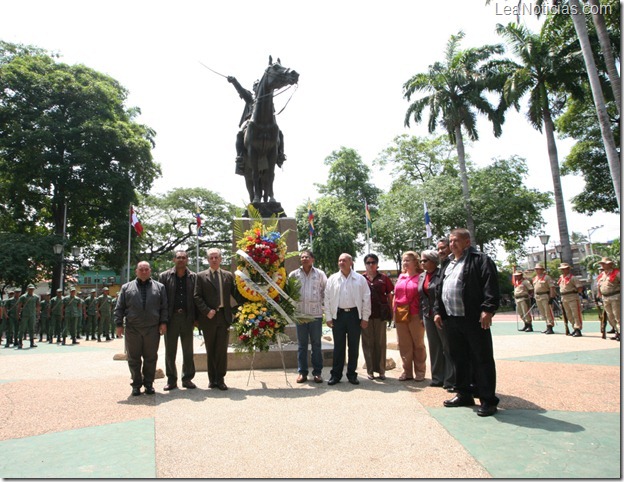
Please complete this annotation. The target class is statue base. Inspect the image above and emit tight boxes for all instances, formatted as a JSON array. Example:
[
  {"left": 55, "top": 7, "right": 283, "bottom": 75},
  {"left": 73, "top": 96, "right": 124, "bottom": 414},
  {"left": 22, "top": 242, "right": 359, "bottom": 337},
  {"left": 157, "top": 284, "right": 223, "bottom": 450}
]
[{"left": 243, "top": 202, "right": 286, "bottom": 218}]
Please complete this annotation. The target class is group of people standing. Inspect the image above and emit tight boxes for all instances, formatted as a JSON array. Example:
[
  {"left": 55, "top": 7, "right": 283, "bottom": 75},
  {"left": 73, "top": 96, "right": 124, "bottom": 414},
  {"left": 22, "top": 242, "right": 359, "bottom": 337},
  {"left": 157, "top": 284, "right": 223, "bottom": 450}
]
[
  {"left": 514, "top": 257, "right": 620, "bottom": 340},
  {"left": 1, "top": 284, "right": 117, "bottom": 348},
  {"left": 114, "top": 248, "right": 240, "bottom": 396},
  {"left": 293, "top": 228, "right": 500, "bottom": 417}
]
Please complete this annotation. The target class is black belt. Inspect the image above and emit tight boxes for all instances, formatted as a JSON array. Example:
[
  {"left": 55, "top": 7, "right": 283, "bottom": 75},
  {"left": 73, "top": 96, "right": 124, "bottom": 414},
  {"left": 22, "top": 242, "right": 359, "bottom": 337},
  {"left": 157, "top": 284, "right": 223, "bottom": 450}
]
[
  {"left": 535, "top": 292, "right": 549, "bottom": 295},
  {"left": 515, "top": 296, "right": 529, "bottom": 300},
  {"left": 338, "top": 307, "right": 357, "bottom": 313},
  {"left": 603, "top": 292, "right": 620, "bottom": 298},
  {"left": 561, "top": 292, "right": 577, "bottom": 296}
]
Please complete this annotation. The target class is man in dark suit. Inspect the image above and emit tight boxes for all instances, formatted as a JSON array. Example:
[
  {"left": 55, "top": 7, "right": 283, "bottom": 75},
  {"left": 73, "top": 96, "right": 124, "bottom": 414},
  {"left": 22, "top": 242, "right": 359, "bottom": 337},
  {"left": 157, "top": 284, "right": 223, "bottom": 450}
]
[
  {"left": 194, "top": 248, "right": 239, "bottom": 390},
  {"left": 158, "top": 250, "right": 198, "bottom": 391}
]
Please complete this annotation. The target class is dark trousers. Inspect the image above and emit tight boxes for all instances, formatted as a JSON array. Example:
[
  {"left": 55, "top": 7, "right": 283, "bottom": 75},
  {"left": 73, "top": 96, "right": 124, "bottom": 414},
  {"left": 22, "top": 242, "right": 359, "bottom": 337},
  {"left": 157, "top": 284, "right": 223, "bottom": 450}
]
[
  {"left": 445, "top": 315, "right": 498, "bottom": 405},
  {"left": 202, "top": 310, "right": 229, "bottom": 384},
  {"left": 330, "top": 309, "right": 361, "bottom": 381},
  {"left": 164, "top": 311, "right": 195, "bottom": 384},
  {"left": 125, "top": 324, "right": 161, "bottom": 388}
]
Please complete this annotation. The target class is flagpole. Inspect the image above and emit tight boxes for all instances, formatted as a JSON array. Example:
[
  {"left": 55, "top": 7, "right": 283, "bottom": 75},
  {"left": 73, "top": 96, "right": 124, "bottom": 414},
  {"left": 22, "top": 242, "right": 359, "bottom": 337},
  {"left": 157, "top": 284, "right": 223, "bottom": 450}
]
[
  {"left": 365, "top": 200, "right": 371, "bottom": 253},
  {"left": 196, "top": 229, "right": 200, "bottom": 274},
  {"left": 127, "top": 204, "right": 132, "bottom": 283}
]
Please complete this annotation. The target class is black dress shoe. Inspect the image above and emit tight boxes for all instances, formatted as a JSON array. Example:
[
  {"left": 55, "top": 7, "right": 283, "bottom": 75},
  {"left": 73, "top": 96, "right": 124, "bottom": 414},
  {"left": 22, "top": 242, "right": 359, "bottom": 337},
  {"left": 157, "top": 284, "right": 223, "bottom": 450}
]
[
  {"left": 607, "top": 328, "right": 616, "bottom": 334},
  {"left": 209, "top": 382, "right": 217, "bottom": 389},
  {"left": 327, "top": 377, "right": 340, "bottom": 386},
  {"left": 182, "top": 381, "right": 197, "bottom": 389},
  {"left": 543, "top": 326, "right": 554, "bottom": 334},
  {"left": 443, "top": 395, "right": 475, "bottom": 407},
  {"left": 144, "top": 385, "right": 155, "bottom": 395},
  {"left": 572, "top": 329, "right": 583, "bottom": 337},
  {"left": 217, "top": 382, "right": 228, "bottom": 391},
  {"left": 131, "top": 387, "right": 141, "bottom": 396},
  {"left": 477, "top": 403, "right": 498, "bottom": 417},
  {"left": 348, "top": 378, "right": 359, "bottom": 385},
  {"left": 163, "top": 383, "right": 178, "bottom": 391}
]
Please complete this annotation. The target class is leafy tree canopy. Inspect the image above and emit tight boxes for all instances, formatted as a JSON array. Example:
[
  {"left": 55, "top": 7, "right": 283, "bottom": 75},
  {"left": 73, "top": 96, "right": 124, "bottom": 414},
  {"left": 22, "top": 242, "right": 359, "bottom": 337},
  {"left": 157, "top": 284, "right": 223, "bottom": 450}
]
[
  {"left": 138, "top": 187, "right": 240, "bottom": 275},
  {"left": 0, "top": 41, "right": 161, "bottom": 288}
]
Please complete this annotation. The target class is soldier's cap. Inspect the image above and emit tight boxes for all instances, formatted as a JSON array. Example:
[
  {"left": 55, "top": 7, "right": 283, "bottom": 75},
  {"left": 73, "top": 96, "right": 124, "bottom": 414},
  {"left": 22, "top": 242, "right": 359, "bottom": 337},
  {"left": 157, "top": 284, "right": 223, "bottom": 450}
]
[
  {"left": 7, "top": 289, "right": 14, "bottom": 294},
  {"left": 559, "top": 263, "right": 571, "bottom": 270},
  {"left": 513, "top": 272, "right": 523, "bottom": 276},
  {"left": 14, "top": 287, "right": 21, "bottom": 292},
  {"left": 91, "top": 289, "right": 96, "bottom": 293},
  {"left": 103, "top": 287, "right": 109, "bottom": 291},
  {"left": 534, "top": 264, "right": 545, "bottom": 270},
  {"left": 69, "top": 286, "right": 76, "bottom": 291},
  {"left": 599, "top": 257, "right": 614, "bottom": 265},
  {"left": 27, "top": 284, "right": 35, "bottom": 289},
  {"left": 56, "top": 288, "right": 63, "bottom": 292}
]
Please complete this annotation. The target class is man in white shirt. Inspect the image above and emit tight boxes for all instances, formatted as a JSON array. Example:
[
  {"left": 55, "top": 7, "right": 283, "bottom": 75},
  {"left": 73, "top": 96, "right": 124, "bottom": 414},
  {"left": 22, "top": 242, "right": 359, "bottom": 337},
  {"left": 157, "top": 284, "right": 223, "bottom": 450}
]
[
  {"left": 289, "top": 250, "right": 327, "bottom": 383},
  {"left": 324, "top": 253, "right": 371, "bottom": 385}
]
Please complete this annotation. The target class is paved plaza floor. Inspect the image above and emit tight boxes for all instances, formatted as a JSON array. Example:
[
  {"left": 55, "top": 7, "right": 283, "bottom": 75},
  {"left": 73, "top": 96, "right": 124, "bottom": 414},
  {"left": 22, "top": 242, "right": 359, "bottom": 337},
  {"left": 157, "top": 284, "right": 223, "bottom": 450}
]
[{"left": 0, "top": 314, "right": 620, "bottom": 478}]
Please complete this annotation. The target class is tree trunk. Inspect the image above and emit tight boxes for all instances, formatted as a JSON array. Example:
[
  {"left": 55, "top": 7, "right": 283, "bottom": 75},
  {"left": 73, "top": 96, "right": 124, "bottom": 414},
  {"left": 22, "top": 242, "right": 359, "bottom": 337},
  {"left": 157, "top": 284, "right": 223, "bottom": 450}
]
[
  {"left": 569, "top": 0, "right": 621, "bottom": 210},
  {"left": 542, "top": 110, "right": 573, "bottom": 265},
  {"left": 588, "top": 0, "right": 621, "bottom": 113},
  {"left": 454, "top": 125, "right": 476, "bottom": 241}
]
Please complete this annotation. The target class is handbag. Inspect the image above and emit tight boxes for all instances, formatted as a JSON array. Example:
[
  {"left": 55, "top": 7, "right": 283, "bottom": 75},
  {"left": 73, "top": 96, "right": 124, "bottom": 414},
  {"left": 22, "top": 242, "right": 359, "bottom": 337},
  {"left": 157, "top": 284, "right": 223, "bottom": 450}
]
[{"left": 395, "top": 304, "right": 410, "bottom": 323}]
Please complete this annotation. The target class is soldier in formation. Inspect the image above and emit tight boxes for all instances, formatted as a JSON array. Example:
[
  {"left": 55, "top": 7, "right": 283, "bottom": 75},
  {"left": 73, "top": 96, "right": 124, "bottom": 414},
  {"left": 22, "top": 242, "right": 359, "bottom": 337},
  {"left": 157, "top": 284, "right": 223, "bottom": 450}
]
[
  {"left": 97, "top": 286, "right": 115, "bottom": 341},
  {"left": 532, "top": 264, "right": 556, "bottom": 334},
  {"left": 597, "top": 257, "right": 620, "bottom": 341},
  {"left": 558, "top": 263, "right": 584, "bottom": 337},
  {"left": 513, "top": 271, "right": 534, "bottom": 332},
  {"left": 17, "top": 284, "right": 40, "bottom": 349}
]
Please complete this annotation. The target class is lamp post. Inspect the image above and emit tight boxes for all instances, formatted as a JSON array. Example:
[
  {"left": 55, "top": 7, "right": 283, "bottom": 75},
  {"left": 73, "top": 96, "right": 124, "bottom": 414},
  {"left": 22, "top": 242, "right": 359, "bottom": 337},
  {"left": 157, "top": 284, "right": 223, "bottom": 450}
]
[
  {"left": 587, "top": 224, "right": 603, "bottom": 256},
  {"left": 53, "top": 243, "right": 64, "bottom": 293},
  {"left": 555, "top": 244, "right": 563, "bottom": 260},
  {"left": 539, "top": 233, "right": 550, "bottom": 271}
]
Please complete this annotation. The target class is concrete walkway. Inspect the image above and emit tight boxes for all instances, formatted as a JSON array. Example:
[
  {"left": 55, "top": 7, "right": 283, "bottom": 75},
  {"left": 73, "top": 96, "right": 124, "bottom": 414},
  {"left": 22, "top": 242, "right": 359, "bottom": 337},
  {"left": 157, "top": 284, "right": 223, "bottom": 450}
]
[{"left": 0, "top": 313, "right": 620, "bottom": 478}]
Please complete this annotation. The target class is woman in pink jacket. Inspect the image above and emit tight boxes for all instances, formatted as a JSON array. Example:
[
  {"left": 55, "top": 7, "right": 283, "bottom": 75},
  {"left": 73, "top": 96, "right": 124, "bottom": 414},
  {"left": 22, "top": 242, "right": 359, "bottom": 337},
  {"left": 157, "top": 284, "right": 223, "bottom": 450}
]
[{"left": 393, "top": 251, "right": 427, "bottom": 381}]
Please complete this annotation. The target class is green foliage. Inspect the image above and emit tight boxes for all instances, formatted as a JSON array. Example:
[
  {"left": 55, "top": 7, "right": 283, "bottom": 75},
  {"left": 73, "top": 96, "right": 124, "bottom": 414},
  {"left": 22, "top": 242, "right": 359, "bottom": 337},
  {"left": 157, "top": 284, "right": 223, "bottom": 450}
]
[
  {"left": 139, "top": 187, "right": 238, "bottom": 274},
  {"left": 0, "top": 233, "right": 59, "bottom": 292},
  {"left": 294, "top": 197, "right": 363, "bottom": 275},
  {"left": 0, "top": 41, "right": 161, "bottom": 286}
]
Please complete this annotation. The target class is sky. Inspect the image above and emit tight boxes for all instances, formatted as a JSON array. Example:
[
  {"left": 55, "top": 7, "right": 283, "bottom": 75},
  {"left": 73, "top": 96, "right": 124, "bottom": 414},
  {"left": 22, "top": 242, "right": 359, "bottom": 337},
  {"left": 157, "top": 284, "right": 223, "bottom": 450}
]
[{"left": 1, "top": 0, "right": 620, "bottom": 268}]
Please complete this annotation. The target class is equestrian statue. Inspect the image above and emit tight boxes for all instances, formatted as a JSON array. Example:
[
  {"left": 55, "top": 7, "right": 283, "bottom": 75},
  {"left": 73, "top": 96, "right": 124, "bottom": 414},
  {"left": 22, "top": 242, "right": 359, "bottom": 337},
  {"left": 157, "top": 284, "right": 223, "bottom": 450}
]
[{"left": 227, "top": 56, "right": 299, "bottom": 213}]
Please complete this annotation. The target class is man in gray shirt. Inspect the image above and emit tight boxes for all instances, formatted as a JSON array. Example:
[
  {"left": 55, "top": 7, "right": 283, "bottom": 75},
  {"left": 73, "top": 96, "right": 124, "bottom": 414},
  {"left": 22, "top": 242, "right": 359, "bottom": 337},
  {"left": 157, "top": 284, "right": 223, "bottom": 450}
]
[{"left": 115, "top": 261, "right": 168, "bottom": 396}]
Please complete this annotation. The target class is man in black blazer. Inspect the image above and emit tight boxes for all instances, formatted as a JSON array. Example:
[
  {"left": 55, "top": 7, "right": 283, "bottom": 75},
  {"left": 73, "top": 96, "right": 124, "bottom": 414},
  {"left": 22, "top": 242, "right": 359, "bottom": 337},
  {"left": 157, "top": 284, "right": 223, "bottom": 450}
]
[
  {"left": 194, "top": 248, "right": 239, "bottom": 390},
  {"left": 158, "top": 250, "right": 198, "bottom": 391}
]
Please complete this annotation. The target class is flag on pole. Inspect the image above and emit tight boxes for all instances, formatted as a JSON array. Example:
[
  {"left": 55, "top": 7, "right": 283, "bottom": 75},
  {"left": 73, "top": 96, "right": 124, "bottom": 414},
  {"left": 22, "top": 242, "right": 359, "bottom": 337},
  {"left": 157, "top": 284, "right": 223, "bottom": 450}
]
[
  {"left": 195, "top": 205, "right": 202, "bottom": 236},
  {"left": 365, "top": 201, "right": 374, "bottom": 237},
  {"left": 307, "top": 202, "right": 315, "bottom": 237},
  {"left": 130, "top": 206, "right": 143, "bottom": 236},
  {"left": 424, "top": 201, "right": 432, "bottom": 238}
]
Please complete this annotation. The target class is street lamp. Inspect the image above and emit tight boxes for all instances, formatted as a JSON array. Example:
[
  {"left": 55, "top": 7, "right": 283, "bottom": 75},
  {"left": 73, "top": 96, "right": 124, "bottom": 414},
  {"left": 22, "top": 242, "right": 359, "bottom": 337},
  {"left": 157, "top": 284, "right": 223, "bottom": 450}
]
[
  {"left": 539, "top": 233, "right": 550, "bottom": 270},
  {"left": 587, "top": 225, "right": 603, "bottom": 256},
  {"left": 555, "top": 244, "right": 563, "bottom": 260},
  {"left": 53, "top": 243, "right": 64, "bottom": 292}
]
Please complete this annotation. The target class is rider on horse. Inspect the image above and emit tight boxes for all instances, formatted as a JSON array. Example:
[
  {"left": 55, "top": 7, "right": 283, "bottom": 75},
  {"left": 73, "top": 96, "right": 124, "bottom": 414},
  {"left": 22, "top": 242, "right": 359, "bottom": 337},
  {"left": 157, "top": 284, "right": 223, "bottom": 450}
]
[{"left": 227, "top": 75, "right": 286, "bottom": 176}]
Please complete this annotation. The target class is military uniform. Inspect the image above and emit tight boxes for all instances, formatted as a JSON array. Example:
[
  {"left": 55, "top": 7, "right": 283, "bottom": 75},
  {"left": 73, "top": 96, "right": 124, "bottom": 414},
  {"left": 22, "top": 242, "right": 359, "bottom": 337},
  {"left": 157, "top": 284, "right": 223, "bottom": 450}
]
[
  {"left": 3, "top": 290, "right": 17, "bottom": 347},
  {"left": 597, "top": 258, "right": 620, "bottom": 339},
  {"left": 96, "top": 289, "right": 114, "bottom": 341},
  {"left": 558, "top": 264, "right": 584, "bottom": 337},
  {"left": 532, "top": 265, "right": 555, "bottom": 333},
  {"left": 62, "top": 289, "right": 81, "bottom": 344},
  {"left": 76, "top": 294, "right": 85, "bottom": 339},
  {"left": 513, "top": 273, "right": 534, "bottom": 331},
  {"left": 84, "top": 291, "right": 98, "bottom": 340},
  {"left": 17, "top": 285, "right": 40, "bottom": 348},
  {"left": 39, "top": 295, "right": 50, "bottom": 342},
  {"left": 49, "top": 289, "right": 64, "bottom": 343}
]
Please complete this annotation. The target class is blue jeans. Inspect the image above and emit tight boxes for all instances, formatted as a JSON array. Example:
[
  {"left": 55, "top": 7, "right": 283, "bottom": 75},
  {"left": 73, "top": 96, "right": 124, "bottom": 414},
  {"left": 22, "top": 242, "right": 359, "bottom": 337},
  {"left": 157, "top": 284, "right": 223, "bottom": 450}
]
[{"left": 296, "top": 317, "right": 323, "bottom": 376}]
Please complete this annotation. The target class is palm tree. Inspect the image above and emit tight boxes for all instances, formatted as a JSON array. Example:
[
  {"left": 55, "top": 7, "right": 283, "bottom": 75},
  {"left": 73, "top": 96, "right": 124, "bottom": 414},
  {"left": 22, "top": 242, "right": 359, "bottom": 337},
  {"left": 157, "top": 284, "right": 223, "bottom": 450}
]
[
  {"left": 403, "top": 31, "right": 505, "bottom": 241},
  {"left": 495, "top": 22, "right": 586, "bottom": 265},
  {"left": 567, "top": 0, "right": 621, "bottom": 210}
]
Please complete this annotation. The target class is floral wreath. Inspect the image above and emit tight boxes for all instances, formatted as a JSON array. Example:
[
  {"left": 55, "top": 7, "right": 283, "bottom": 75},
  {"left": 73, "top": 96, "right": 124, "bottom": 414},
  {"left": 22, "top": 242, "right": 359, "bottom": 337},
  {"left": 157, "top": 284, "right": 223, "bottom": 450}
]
[{"left": 232, "top": 218, "right": 300, "bottom": 353}]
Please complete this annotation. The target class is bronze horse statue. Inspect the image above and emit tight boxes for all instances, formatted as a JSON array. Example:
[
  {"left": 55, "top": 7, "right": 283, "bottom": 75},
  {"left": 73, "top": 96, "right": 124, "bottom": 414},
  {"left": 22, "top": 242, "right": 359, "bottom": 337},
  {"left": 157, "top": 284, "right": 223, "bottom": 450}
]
[{"left": 243, "top": 57, "right": 299, "bottom": 203}]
